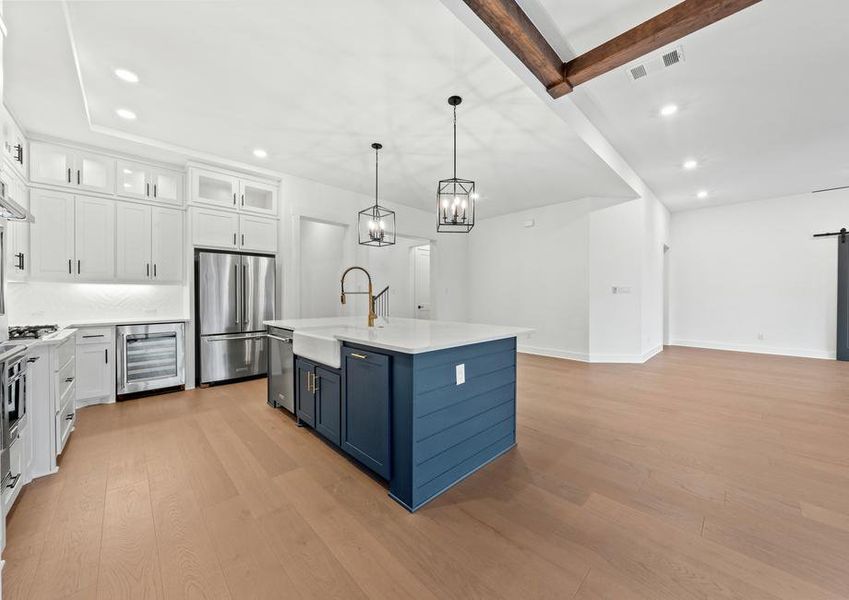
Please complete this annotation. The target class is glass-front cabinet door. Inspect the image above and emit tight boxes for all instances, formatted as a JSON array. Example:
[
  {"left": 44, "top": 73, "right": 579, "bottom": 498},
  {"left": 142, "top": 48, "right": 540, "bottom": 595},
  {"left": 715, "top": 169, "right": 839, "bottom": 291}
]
[
  {"left": 239, "top": 179, "right": 277, "bottom": 216},
  {"left": 151, "top": 169, "right": 182, "bottom": 204},
  {"left": 192, "top": 169, "right": 239, "bottom": 209},
  {"left": 77, "top": 151, "right": 115, "bottom": 194},
  {"left": 30, "top": 142, "right": 75, "bottom": 187},
  {"left": 116, "top": 160, "right": 150, "bottom": 200}
]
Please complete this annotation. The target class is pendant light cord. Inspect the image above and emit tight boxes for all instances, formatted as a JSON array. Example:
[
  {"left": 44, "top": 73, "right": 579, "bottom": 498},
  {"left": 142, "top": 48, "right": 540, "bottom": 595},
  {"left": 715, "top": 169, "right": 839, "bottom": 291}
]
[
  {"left": 374, "top": 145, "right": 379, "bottom": 213},
  {"left": 453, "top": 104, "right": 457, "bottom": 179}
]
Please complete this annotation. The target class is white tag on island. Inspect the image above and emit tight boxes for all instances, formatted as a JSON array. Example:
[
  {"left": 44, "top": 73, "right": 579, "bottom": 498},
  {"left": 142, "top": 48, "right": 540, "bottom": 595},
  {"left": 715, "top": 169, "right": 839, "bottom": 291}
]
[{"left": 456, "top": 364, "right": 465, "bottom": 385}]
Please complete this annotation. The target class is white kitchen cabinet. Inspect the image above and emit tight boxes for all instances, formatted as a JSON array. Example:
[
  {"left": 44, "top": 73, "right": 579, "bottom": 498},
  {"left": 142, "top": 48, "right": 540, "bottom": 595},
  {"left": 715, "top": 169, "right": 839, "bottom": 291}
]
[
  {"left": 76, "top": 328, "right": 114, "bottom": 406},
  {"left": 191, "top": 207, "right": 239, "bottom": 250},
  {"left": 30, "top": 189, "right": 76, "bottom": 280},
  {"left": 116, "top": 204, "right": 183, "bottom": 282},
  {"left": 30, "top": 142, "right": 115, "bottom": 194},
  {"left": 2, "top": 435, "right": 23, "bottom": 516},
  {"left": 31, "top": 191, "right": 115, "bottom": 281},
  {"left": 191, "top": 169, "right": 239, "bottom": 209},
  {"left": 117, "top": 159, "right": 183, "bottom": 205},
  {"left": 75, "top": 196, "right": 115, "bottom": 280},
  {"left": 1, "top": 170, "right": 29, "bottom": 280},
  {"left": 151, "top": 206, "right": 183, "bottom": 281},
  {"left": 190, "top": 167, "right": 277, "bottom": 216},
  {"left": 116, "top": 202, "right": 152, "bottom": 280},
  {"left": 240, "top": 214, "right": 277, "bottom": 253},
  {"left": 239, "top": 179, "right": 277, "bottom": 216},
  {"left": 1, "top": 105, "right": 27, "bottom": 180}
]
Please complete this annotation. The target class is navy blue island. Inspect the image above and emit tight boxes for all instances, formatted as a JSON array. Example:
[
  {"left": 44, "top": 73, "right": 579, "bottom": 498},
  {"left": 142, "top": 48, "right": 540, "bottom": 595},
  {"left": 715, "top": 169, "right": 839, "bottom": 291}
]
[{"left": 265, "top": 317, "right": 529, "bottom": 511}]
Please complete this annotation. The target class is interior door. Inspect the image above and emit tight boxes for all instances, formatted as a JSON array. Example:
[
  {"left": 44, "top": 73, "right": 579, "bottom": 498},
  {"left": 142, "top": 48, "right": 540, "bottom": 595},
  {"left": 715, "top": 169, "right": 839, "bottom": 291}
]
[
  {"left": 116, "top": 203, "right": 152, "bottom": 281},
  {"left": 151, "top": 207, "right": 183, "bottom": 282},
  {"left": 198, "top": 252, "right": 240, "bottom": 335},
  {"left": 413, "top": 245, "right": 431, "bottom": 319},
  {"left": 838, "top": 238, "right": 849, "bottom": 361},
  {"left": 241, "top": 254, "right": 276, "bottom": 332},
  {"left": 75, "top": 196, "right": 115, "bottom": 280}
]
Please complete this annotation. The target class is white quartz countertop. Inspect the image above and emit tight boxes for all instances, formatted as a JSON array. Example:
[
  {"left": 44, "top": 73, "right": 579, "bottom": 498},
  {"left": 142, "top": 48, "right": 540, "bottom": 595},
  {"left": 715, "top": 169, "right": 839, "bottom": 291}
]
[
  {"left": 61, "top": 317, "right": 190, "bottom": 328},
  {"left": 264, "top": 317, "right": 531, "bottom": 354}
]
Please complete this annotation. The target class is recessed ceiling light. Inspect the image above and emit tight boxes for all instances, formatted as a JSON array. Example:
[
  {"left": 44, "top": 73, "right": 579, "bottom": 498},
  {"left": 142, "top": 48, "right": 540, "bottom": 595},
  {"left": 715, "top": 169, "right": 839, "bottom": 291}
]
[
  {"left": 660, "top": 104, "right": 679, "bottom": 117},
  {"left": 253, "top": 148, "right": 268, "bottom": 159},
  {"left": 114, "top": 68, "right": 139, "bottom": 84},
  {"left": 116, "top": 108, "right": 137, "bottom": 120},
  {"left": 683, "top": 159, "right": 698, "bottom": 170},
  {"left": 697, "top": 190, "right": 709, "bottom": 199}
]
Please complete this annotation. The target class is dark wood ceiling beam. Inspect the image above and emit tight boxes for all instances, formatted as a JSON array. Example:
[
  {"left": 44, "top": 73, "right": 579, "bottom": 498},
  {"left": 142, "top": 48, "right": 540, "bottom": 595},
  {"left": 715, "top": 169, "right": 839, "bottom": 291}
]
[
  {"left": 462, "top": 0, "right": 762, "bottom": 99},
  {"left": 461, "top": 0, "right": 572, "bottom": 95},
  {"left": 562, "top": 0, "right": 762, "bottom": 90}
]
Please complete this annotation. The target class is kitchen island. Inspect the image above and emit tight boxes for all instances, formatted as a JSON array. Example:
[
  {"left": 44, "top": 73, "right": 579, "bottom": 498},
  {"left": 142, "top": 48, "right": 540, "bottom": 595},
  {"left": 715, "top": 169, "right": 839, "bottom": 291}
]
[{"left": 265, "top": 317, "right": 530, "bottom": 511}]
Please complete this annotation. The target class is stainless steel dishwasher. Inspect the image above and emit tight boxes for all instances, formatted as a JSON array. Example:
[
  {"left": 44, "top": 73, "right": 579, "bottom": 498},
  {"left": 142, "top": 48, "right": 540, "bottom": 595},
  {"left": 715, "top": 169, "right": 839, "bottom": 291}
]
[
  {"left": 117, "top": 323, "right": 185, "bottom": 396},
  {"left": 267, "top": 327, "right": 294, "bottom": 412}
]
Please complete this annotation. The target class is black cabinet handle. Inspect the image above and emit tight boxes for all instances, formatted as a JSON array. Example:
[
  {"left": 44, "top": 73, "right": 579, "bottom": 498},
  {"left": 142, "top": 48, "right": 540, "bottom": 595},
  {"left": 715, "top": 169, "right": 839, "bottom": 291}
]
[
  {"left": 146, "top": 263, "right": 150, "bottom": 277},
  {"left": 65, "top": 413, "right": 74, "bottom": 421},
  {"left": 146, "top": 182, "right": 150, "bottom": 196},
  {"left": 241, "top": 234, "right": 245, "bottom": 246},
  {"left": 14, "top": 252, "right": 23, "bottom": 270},
  {"left": 233, "top": 192, "right": 237, "bottom": 205},
  {"left": 82, "top": 334, "right": 104, "bottom": 338},
  {"left": 154, "top": 264, "right": 157, "bottom": 277},
  {"left": 241, "top": 194, "right": 245, "bottom": 206},
  {"left": 14, "top": 144, "right": 23, "bottom": 165},
  {"left": 67, "top": 168, "right": 71, "bottom": 183},
  {"left": 233, "top": 233, "right": 236, "bottom": 246},
  {"left": 68, "top": 258, "right": 72, "bottom": 274},
  {"left": 105, "top": 349, "right": 108, "bottom": 364},
  {"left": 77, "top": 170, "right": 80, "bottom": 185},
  {"left": 27, "top": 357, "right": 39, "bottom": 364},
  {"left": 20, "top": 253, "right": 24, "bottom": 271},
  {"left": 65, "top": 377, "right": 74, "bottom": 383},
  {"left": 154, "top": 184, "right": 157, "bottom": 198},
  {"left": 77, "top": 259, "right": 81, "bottom": 274},
  {"left": 5, "top": 474, "right": 20, "bottom": 489}
]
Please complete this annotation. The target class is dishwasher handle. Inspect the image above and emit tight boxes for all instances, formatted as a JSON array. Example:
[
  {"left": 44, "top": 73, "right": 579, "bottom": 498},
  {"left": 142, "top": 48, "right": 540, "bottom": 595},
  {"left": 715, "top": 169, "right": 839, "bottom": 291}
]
[{"left": 267, "top": 334, "right": 293, "bottom": 344}]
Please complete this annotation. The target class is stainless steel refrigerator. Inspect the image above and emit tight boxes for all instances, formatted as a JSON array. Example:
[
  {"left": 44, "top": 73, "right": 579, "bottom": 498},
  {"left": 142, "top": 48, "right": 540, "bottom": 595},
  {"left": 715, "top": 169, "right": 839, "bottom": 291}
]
[{"left": 197, "top": 251, "right": 276, "bottom": 384}]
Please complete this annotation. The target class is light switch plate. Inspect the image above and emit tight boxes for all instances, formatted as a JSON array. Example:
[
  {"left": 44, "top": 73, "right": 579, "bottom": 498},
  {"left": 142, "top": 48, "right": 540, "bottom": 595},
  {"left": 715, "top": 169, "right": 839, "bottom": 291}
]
[{"left": 456, "top": 364, "right": 465, "bottom": 385}]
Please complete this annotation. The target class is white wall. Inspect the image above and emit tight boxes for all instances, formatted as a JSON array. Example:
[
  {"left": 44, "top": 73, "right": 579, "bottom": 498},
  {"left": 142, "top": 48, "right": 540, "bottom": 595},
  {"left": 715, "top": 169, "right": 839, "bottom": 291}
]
[
  {"left": 670, "top": 189, "right": 847, "bottom": 359},
  {"left": 7, "top": 281, "right": 185, "bottom": 326},
  {"left": 279, "top": 174, "right": 468, "bottom": 323},
  {"left": 468, "top": 199, "right": 592, "bottom": 360}
]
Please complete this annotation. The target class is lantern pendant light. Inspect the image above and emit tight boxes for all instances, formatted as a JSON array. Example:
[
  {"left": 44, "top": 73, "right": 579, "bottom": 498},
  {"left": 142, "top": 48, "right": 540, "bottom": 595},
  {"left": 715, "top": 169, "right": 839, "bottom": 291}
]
[
  {"left": 437, "top": 95, "right": 475, "bottom": 233},
  {"left": 358, "top": 142, "right": 396, "bottom": 247}
]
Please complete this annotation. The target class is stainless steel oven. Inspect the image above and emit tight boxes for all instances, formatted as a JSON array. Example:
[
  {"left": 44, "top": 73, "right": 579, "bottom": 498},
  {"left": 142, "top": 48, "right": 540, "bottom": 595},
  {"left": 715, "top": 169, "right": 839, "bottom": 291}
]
[
  {"left": 116, "top": 323, "right": 185, "bottom": 395},
  {"left": 0, "top": 344, "right": 27, "bottom": 487}
]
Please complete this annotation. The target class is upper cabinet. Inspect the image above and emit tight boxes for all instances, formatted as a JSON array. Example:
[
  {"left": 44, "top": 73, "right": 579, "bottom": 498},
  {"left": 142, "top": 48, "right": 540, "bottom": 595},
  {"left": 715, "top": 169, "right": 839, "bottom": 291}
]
[
  {"left": 189, "top": 167, "right": 278, "bottom": 217},
  {"left": 190, "top": 207, "right": 276, "bottom": 254},
  {"left": 116, "top": 159, "right": 183, "bottom": 205},
  {"left": 1, "top": 169, "right": 29, "bottom": 281},
  {"left": 1, "top": 106, "right": 27, "bottom": 179},
  {"left": 30, "top": 142, "right": 115, "bottom": 195},
  {"left": 116, "top": 204, "right": 183, "bottom": 282}
]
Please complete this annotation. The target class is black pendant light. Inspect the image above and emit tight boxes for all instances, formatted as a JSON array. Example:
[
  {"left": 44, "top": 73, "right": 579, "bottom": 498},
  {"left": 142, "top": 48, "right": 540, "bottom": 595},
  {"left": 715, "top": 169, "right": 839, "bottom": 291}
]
[
  {"left": 437, "top": 95, "right": 475, "bottom": 233},
  {"left": 358, "top": 142, "right": 396, "bottom": 247}
]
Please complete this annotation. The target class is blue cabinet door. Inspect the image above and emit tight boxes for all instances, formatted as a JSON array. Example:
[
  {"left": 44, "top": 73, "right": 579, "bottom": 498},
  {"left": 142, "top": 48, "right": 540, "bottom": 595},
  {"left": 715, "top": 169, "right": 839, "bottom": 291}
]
[
  {"left": 295, "top": 358, "right": 316, "bottom": 427},
  {"left": 315, "top": 367, "right": 341, "bottom": 446},
  {"left": 342, "top": 348, "right": 391, "bottom": 479}
]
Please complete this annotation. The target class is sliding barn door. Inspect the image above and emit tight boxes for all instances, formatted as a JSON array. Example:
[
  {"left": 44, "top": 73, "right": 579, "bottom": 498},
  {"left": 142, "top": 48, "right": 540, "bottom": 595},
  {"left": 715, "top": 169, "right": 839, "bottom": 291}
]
[{"left": 838, "top": 239, "right": 849, "bottom": 361}]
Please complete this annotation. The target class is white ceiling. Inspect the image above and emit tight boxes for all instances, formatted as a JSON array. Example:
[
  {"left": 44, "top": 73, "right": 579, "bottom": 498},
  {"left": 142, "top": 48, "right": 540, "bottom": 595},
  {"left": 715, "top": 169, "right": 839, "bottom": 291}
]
[
  {"left": 534, "top": 0, "right": 849, "bottom": 210},
  {"left": 3, "top": 0, "right": 635, "bottom": 218}
]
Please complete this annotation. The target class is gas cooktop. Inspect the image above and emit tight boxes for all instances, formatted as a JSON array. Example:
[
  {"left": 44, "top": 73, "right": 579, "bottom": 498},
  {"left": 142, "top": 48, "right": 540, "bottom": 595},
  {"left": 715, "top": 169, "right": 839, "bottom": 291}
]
[{"left": 8, "top": 325, "right": 60, "bottom": 340}]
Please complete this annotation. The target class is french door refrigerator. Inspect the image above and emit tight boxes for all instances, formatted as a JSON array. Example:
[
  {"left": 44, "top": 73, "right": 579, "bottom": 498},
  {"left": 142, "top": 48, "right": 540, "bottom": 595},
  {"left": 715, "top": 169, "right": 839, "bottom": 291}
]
[{"left": 197, "top": 251, "right": 276, "bottom": 384}]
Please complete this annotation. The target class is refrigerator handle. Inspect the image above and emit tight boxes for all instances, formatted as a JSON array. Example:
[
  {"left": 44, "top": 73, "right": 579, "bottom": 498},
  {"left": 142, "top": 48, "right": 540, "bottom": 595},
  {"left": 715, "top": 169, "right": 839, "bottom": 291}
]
[
  {"left": 242, "top": 263, "right": 248, "bottom": 325},
  {"left": 234, "top": 263, "right": 240, "bottom": 325}
]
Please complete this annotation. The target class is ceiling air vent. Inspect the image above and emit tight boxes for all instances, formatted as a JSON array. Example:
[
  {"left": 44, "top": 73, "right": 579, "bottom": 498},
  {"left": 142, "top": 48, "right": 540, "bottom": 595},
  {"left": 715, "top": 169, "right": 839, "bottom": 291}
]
[
  {"left": 630, "top": 65, "right": 648, "bottom": 80},
  {"left": 627, "top": 45, "right": 686, "bottom": 82}
]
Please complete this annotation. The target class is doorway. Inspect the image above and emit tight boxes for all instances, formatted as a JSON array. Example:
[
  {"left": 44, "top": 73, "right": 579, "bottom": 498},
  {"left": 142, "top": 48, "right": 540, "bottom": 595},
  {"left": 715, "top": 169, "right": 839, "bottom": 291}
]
[{"left": 413, "top": 245, "right": 431, "bottom": 319}]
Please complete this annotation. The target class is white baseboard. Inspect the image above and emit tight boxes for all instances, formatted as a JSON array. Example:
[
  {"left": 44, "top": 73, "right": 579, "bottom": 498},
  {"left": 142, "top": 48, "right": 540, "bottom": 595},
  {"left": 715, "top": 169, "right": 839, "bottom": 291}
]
[
  {"left": 670, "top": 338, "right": 835, "bottom": 360},
  {"left": 518, "top": 344, "right": 664, "bottom": 364}
]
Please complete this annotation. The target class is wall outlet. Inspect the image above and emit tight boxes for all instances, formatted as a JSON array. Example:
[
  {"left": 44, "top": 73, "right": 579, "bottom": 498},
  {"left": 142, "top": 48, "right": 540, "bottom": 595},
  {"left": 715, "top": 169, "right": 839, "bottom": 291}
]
[{"left": 455, "top": 364, "right": 465, "bottom": 385}]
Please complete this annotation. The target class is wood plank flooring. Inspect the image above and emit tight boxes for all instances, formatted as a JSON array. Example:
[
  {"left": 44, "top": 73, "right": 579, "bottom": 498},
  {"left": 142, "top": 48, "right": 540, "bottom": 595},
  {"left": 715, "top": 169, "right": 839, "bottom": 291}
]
[{"left": 4, "top": 346, "right": 849, "bottom": 599}]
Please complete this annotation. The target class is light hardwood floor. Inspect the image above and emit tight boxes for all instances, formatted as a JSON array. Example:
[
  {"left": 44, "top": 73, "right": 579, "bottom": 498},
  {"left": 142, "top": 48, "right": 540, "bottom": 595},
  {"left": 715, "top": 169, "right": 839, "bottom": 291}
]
[{"left": 4, "top": 346, "right": 849, "bottom": 599}]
